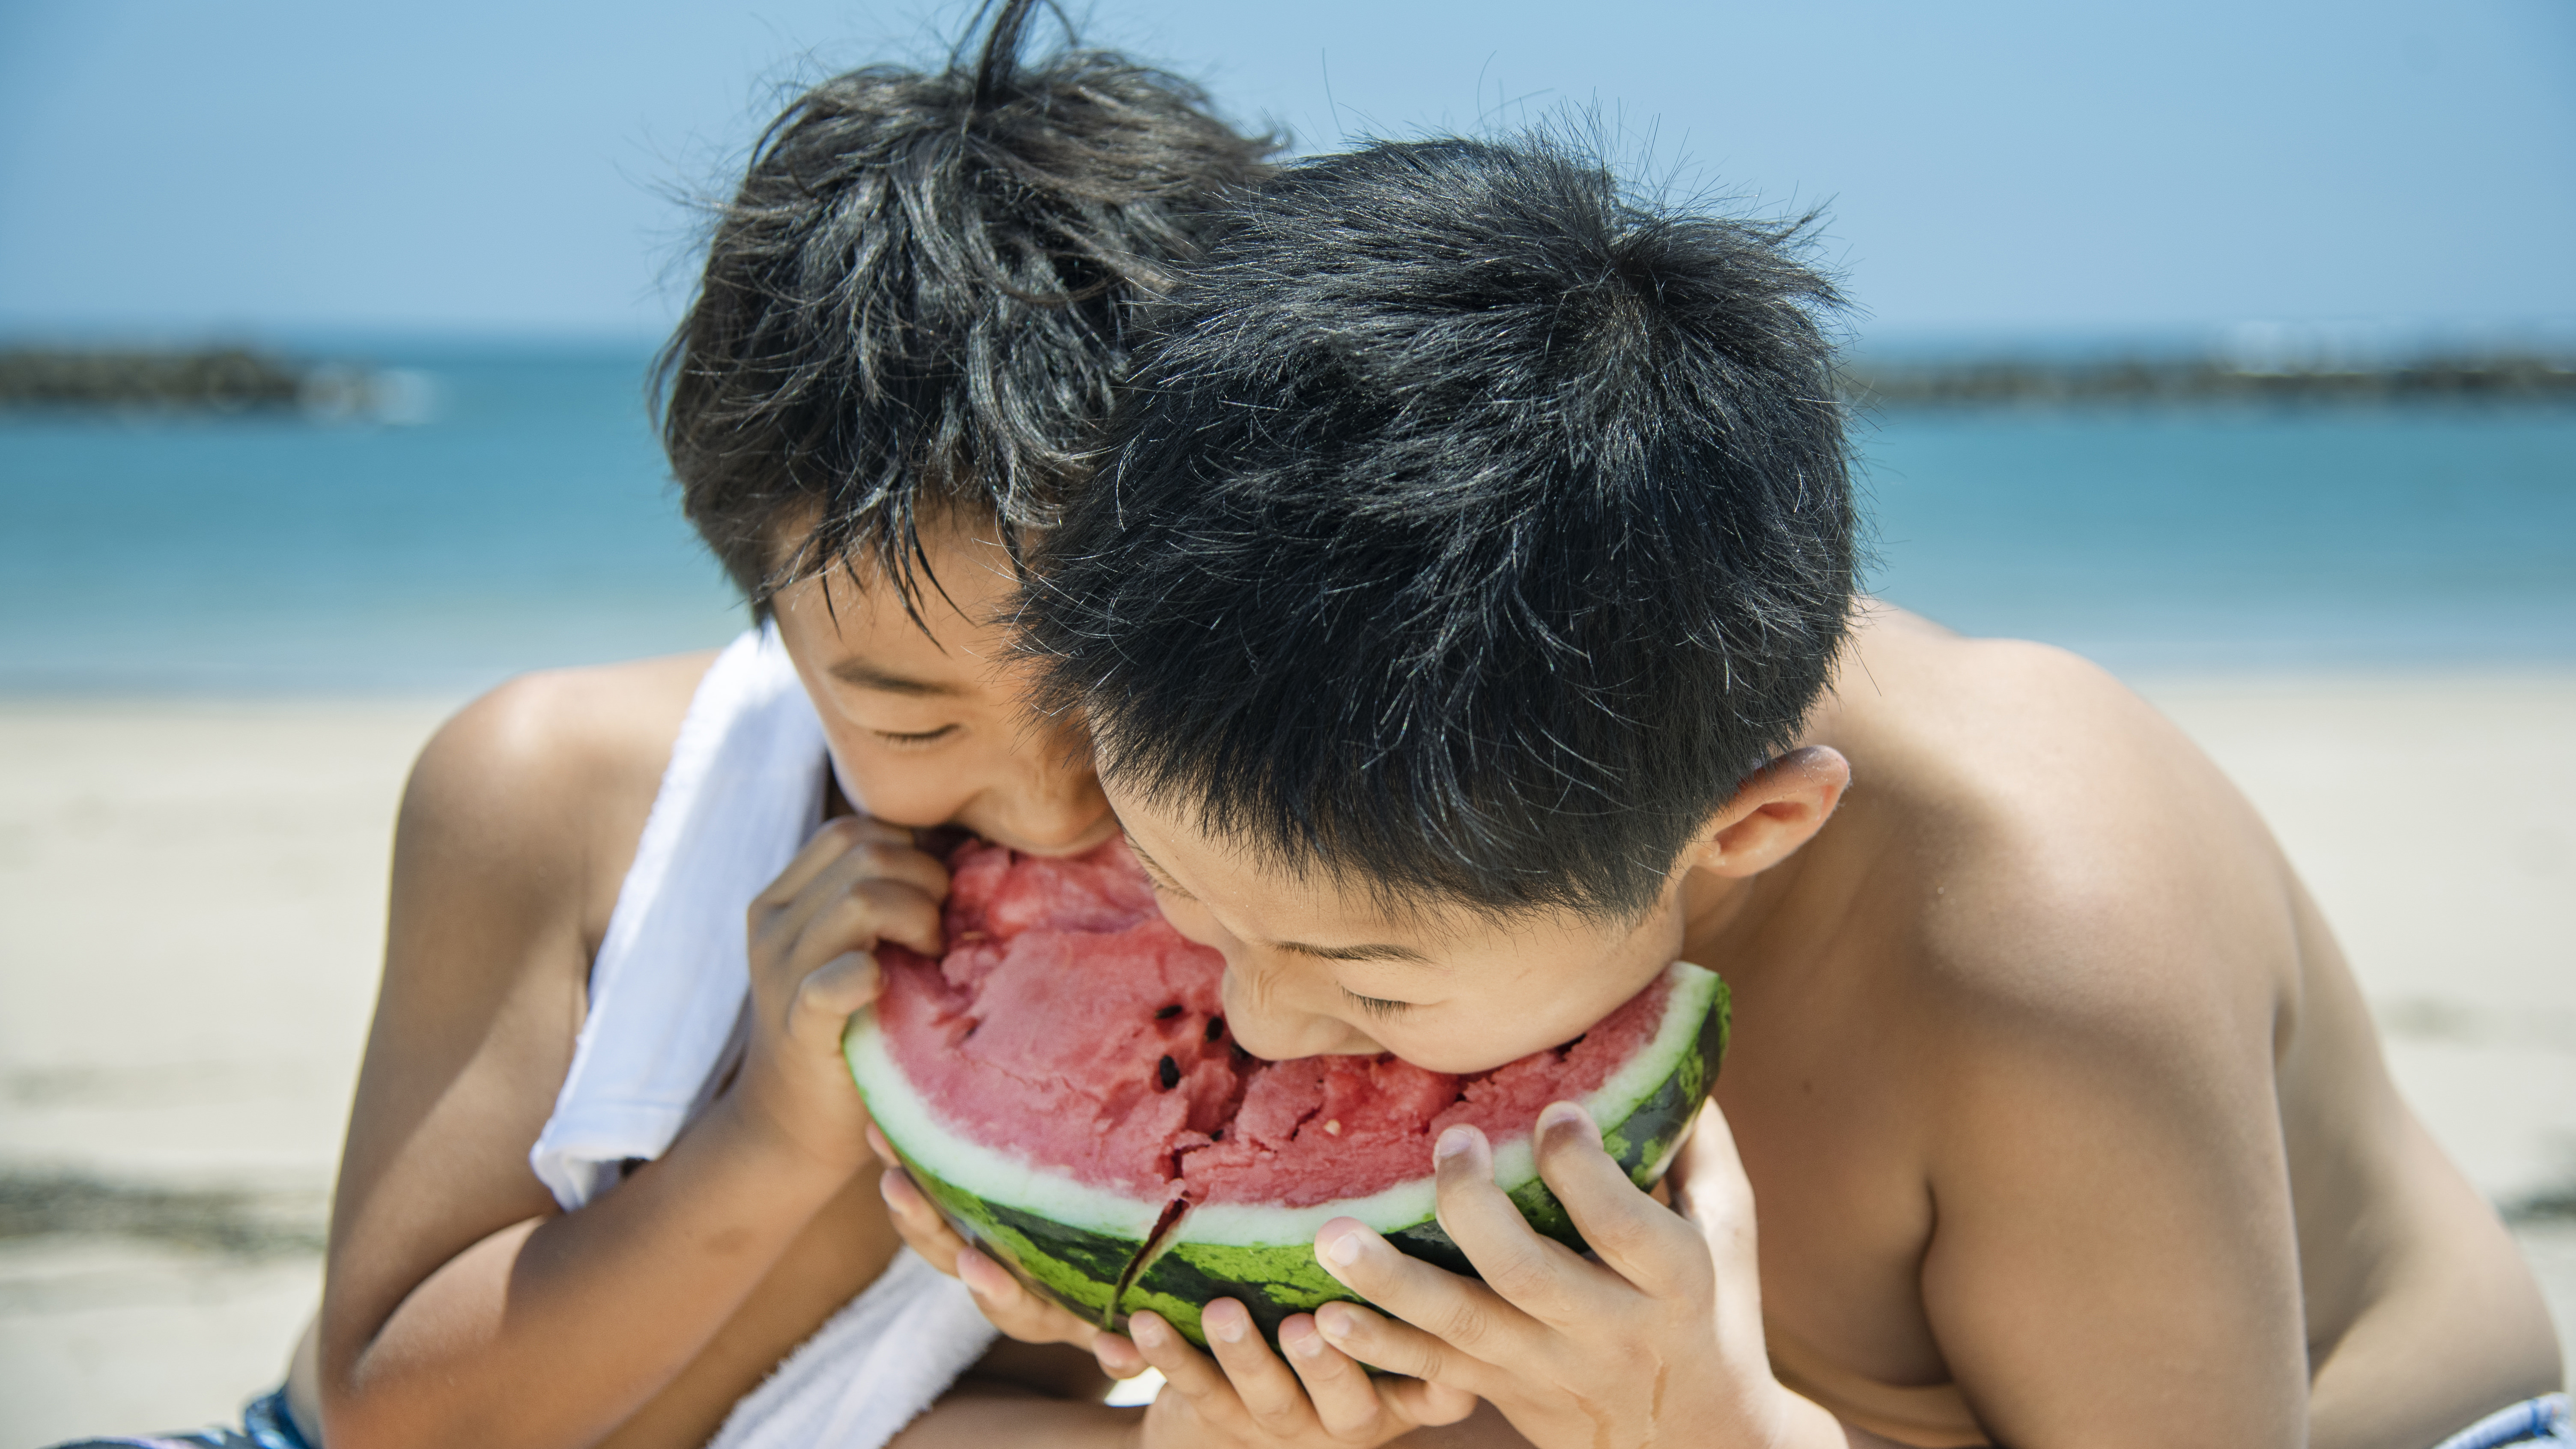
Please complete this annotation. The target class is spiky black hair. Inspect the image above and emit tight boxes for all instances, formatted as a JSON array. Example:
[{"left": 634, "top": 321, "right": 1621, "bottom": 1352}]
[
  {"left": 1025, "top": 135, "right": 1855, "bottom": 919},
  {"left": 656, "top": 0, "right": 1277, "bottom": 615}
]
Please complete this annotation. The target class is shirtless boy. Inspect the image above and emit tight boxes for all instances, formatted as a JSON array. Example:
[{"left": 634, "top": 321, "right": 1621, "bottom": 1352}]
[
  {"left": 906, "top": 136, "right": 2567, "bottom": 1449},
  {"left": 218, "top": 9, "right": 1273, "bottom": 1447}
]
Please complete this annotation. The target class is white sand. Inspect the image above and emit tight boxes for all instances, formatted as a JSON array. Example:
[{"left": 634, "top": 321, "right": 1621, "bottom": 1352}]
[
  {"left": 2140, "top": 674, "right": 2576, "bottom": 1206},
  {"left": 1, "top": 676, "right": 2569, "bottom": 1443}
]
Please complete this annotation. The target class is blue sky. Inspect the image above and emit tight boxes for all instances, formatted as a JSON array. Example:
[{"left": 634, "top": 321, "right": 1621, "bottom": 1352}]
[{"left": 1, "top": 0, "right": 2570, "bottom": 345}]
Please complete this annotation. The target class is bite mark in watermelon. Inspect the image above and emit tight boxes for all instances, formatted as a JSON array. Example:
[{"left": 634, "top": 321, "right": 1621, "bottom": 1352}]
[{"left": 845, "top": 838, "right": 1729, "bottom": 1348}]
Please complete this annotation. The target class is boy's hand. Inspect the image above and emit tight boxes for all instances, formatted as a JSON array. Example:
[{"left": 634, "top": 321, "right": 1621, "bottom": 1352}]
[
  {"left": 730, "top": 815, "right": 948, "bottom": 1177},
  {"left": 1304, "top": 1100, "right": 1840, "bottom": 1449},
  {"left": 1127, "top": 1300, "right": 1478, "bottom": 1449},
  {"left": 873, "top": 1126, "right": 1152, "bottom": 1378}
]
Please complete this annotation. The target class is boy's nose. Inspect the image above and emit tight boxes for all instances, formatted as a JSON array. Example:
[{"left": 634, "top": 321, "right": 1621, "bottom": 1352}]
[
  {"left": 990, "top": 727, "right": 1111, "bottom": 852},
  {"left": 1218, "top": 971, "right": 1378, "bottom": 1061}
]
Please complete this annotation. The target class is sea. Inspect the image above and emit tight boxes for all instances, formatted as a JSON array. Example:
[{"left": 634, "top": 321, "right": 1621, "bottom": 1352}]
[{"left": 3, "top": 342, "right": 2573, "bottom": 697}]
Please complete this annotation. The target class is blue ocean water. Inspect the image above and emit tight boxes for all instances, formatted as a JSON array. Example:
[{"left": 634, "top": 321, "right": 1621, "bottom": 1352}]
[
  {"left": 3, "top": 344, "right": 2571, "bottom": 695},
  {"left": 1857, "top": 405, "right": 2576, "bottom": 671},
  {"left": 0, "top": 346, "right": 744, "bottom": 694}
]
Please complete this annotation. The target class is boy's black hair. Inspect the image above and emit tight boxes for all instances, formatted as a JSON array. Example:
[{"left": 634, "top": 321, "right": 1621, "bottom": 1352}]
[
  {"left": 1024, "top": 136, "right": 1855, "bottom": 919},
  {"left": 656, "top": 0, "right": 1276, "bottom": 615}
]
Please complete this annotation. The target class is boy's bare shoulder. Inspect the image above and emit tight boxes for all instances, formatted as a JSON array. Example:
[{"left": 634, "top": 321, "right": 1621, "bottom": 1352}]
[
  {"left": 400, "top": 650, "right": 718, "bottom": 948},
  {"left": 418, "top": 650, "right": 715, "bottom": 805},
  {"left": 1822, "top": 608, "right": 2296, "bottom": 1032},
  {"left": 1806, "top": 611, "right": 2316, "bottom": 1447}
]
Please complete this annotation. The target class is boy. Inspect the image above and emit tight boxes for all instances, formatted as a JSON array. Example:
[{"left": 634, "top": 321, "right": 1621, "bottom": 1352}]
[
  {"left": 967, "top": 135, "right": 2565, "bottom": 1447},
  {"left": 43, "top": 9, "right": 1274, "bottom": 1448}
]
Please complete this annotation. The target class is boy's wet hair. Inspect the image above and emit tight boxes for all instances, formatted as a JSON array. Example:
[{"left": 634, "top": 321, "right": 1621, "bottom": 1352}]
[
  {"left": 657, "top": 0, "right": 1276, "bottom": 615},
  {"left": 1025, "top": 136, "right": 1855, "bottom": 919}
]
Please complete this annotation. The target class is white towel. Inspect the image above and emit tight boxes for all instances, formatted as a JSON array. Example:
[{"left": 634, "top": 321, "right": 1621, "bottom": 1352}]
[
  {"left": 529, "top": 623, "right": 825, "bottom": 1207},
  {"left": 526, "top": 623, "right": 999, "bottom": 1448},
  {"left": 708, "top": 1247, "right": 1007, "bottom": 1449}
]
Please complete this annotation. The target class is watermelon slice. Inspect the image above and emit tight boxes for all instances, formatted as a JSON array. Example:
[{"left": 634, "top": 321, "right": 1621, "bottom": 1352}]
[{"left": 845, "top": 838, "right": 1729, "bottom": 1349}]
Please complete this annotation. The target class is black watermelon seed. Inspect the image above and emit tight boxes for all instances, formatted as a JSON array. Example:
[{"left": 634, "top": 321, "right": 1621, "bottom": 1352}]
[
  {"left": 1155, "top": 1004, "right": 1183, "bottom": 1020},
  {"left": 1205, "top": 1017, "right": 1225, "bottom": 1042},
  {"left": 1158, "top": 1055, "right": 1181, "bottom": 1090}
]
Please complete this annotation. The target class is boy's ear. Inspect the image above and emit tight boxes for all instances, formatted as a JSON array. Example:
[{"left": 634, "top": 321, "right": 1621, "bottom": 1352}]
[{"left": 1685, "top": 746, "right": 1851, "bottom": 879}]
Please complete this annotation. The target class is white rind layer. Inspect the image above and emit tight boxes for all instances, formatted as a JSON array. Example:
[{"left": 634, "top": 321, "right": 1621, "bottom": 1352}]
[
  {"left": 845, "top": 1012, "right": 1169, "bottom": 1240},
  {"left": 849, "top": 960, "right": 1720, "bottom": 1246}
]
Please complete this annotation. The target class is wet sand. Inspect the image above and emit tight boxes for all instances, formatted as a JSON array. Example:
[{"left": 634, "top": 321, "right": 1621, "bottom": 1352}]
[{"left": 2, "top": 674, "right": 2570, "bottom": 1442}]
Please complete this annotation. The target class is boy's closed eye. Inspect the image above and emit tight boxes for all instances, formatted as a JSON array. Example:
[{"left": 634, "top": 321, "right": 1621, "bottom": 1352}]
[
  {"left": 871, "top": 724, "right": 959, "bottom": 748},
  {"left": 1339, "top": 987, "right": 1414, "bottom": 1019}
]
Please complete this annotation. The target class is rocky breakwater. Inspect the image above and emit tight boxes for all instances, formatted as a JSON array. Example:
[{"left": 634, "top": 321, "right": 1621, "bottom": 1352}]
[
  {"left": 0, "top": 344, "right": 414, "bottom": 420},
  {"left": 1843, "top": 352, "right": 2576, "bottom": 408}
]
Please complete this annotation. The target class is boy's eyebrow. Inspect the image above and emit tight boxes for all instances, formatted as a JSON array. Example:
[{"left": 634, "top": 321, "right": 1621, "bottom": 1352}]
[
  {"left": 1271, "top": 939, "right": 1438, "bottom": 966},
  {"left": 829, "top": 658, "right": 963, "bottom": 696},
  {"left": 1124, "top": 842, "right": 1437, "bottom": 967},
  {"left": 1123, "top": 839, "right": 1196, "bottom": 899}
]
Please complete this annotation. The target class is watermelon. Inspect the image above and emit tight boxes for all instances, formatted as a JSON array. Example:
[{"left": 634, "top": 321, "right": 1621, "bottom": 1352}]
[{"left": 845, "top": 838, "right": 1729, "bottom": 1349}]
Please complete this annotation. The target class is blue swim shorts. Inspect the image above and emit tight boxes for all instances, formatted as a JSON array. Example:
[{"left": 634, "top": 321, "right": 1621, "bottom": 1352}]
[
  {"left": 2429, "top": 1393, "right": 2572, "bottom": 1449},
  {"left": 45, "top": 1387, "right": 312, "bottom": 1449}
]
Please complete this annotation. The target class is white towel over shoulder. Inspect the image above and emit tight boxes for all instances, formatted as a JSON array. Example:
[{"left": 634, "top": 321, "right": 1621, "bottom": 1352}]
[{"left": 526, "top": 624, "right": 999, "bottom": 1449}]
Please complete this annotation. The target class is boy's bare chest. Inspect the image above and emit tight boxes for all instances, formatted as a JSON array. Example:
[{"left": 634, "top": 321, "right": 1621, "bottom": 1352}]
[{"left": 1710, "top": 976, "right": 1956, "bottom": 1389}]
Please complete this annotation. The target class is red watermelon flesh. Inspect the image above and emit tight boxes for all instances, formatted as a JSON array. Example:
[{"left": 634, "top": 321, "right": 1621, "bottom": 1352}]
[{"left": 874, "top": 837, "right": 1675, "bottom": 1211}]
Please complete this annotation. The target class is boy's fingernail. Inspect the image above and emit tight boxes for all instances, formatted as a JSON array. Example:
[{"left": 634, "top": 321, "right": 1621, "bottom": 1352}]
[
  {"left": 1325, "top": 1228, "right": 1365, "bottom": 1267},
  {"left": 1317, "top": 1305, "right": 1353, "bottom": 1340},
  {"left": 1434, "top": 1125, "right": 1476, "bottom": 1164},
  {"left": 1132, "top": 1315, "right": 1165, "bottom": 1349},
  {"left": 1210, "top": 1305, "right": 1246, "bottom": 1344},
  {"left": 1288, "top": 1325, "right": 1324, "bottom": 1359},
  {"left": 1538, "top": 1101, "right": 1591, "bottom": 1139}
]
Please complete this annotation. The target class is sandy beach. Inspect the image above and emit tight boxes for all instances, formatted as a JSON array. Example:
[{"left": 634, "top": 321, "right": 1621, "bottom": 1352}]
[{"left": 2, "top": 673, "right": 2571, "bottom": 1443}]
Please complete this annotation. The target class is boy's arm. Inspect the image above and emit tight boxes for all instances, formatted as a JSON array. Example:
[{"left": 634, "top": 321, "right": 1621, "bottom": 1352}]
[
  {"left": 1906, "top": 912, "right": 2310, "bottom": 1449},
  {"left": 311, "top": 666, "right": 934, "bottom": 1449}
]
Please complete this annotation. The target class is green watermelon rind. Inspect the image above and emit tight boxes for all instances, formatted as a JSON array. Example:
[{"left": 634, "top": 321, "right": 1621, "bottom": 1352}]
[{"left": 848, "top": 960, "right": 1729, "bottom": 1348}]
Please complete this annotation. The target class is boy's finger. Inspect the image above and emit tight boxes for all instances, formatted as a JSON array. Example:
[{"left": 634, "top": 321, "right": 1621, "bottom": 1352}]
[
  {"left": 1375, "top": 1373, "right": 1485, "bottom": 1433},
  {"left": 1090, "top": 1329, "right": 1145, "bottom": 1380},
  {"left": 1667, "top": 1100, "right": 1759, "bottom": 1269},
  {"left": 1422, "top": 1126, "right": 1599, "bottom": 1327},
  {"left": 1666, "top": 1100, "right": 1769, "bottom": 1347},
  {"left": 1199, "top": 1298, "right": 1315, "bottom": 1434},
  {"left": 790, "top": 951, "right": 882, "bottom": 1037},
  {"left": 753, "top": 815, "right": 874, "bottom": 908},
  {"left": 761, "top": 839, "right": 946, "bottom": 964},
  {"left": 881, "top": 1173, "right": 1129, "bottom": 1354},
  {"left": 790, "top": 880, "right": 943, "bottom": 975},
  {"left": 1311, "top": 1299, "right": 1500, "bottom": 1405},
  {"left": 1531, "top": 1101, "right": 1707, "bottom": 1298},
  {"left": 954, "top": 1245, "right": 1112, "bottom": 1350},
  {"left": 1094, "top": 1335, "right": 1145, "bottom": 1380},
  {"left": 833, "top": 839, "right": 953, "bottom": 901},
  {"left": 1314, "top": 1214, "right": 1545, "bottom": 1367},
  {"left": 1128, "top": 1312, "right": 1237, "bottom": 1419},
  {"left": 1276, "top": 1313, "right": 1397, "bottom": 1439},
  {"left": 879, "top": 1167, "right": 964, "bottom": 1269}
]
